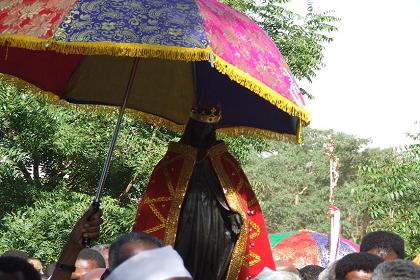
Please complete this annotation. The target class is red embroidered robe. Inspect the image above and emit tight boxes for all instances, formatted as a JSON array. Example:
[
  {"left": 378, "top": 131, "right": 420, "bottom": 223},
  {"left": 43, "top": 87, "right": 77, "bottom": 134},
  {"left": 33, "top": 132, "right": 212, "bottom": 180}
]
[{"left": 133, "top": 142, "right": 275, "bottom": 279}]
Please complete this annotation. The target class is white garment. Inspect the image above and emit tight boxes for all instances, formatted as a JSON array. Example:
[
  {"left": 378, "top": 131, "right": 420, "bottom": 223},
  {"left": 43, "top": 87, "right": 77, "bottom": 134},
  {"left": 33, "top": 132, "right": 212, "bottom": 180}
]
[
  {"left": 318, "top": 262, "right": 337, "bottom": 280},
  {"left": 254, "top": 267, "right": 301, "bottom": 280},
  {"left": 106, "top": 246, "right": 192, "bottom": 280}
]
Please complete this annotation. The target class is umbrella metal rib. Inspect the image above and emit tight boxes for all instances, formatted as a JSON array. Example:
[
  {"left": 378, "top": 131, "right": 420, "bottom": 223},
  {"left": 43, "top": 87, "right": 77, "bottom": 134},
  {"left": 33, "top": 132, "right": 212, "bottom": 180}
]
[{"left": 94, "top": 57, "right": 140, "bottom": 203}]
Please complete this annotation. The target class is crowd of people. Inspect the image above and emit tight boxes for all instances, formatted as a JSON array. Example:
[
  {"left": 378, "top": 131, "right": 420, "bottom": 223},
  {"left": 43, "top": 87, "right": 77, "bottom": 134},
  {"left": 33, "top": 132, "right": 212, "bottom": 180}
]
[{"left": 0, "top": 207, "right": 419, "bottom": 280}]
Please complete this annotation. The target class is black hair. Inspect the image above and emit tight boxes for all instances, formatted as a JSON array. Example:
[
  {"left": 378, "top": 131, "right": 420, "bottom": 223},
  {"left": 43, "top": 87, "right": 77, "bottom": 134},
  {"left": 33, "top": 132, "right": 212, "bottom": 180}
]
[
  {"left": 335, "top": 252, "right": 384, "bottom": 280},
  {"left": 372, "top": 259, "right": 420, "bottom": 280},
  {"left": 108, "top": 232, "right": 164, "bottom": 270},
  {"left": 0, "top": 256, "right": 41, "bottom": 280},
  {"left": 2, "top": 250, "right": 29, "bottom": 260},
  {"left": 299, "top": 265, "right": 324, "bottom": 280},
  {"left": 360, "top": 231, "right": 405, "bottom": 259},
  {"left": 77, "top": 248, "right": 106, "bottom": 268}
]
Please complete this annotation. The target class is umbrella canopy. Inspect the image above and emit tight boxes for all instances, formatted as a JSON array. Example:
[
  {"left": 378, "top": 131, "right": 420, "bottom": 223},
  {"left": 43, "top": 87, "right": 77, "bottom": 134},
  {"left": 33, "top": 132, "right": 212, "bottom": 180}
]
[
  {"left": 0, "top": 0, "right": 309, "bottom": 142},
  {"left": 269, "top": 230, "right": 359, "bottom": 269}
]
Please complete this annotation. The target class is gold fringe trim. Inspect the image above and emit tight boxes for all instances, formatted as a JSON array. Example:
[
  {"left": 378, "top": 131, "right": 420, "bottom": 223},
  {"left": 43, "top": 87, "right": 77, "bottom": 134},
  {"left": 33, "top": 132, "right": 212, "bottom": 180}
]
[
  {"left": 0, "top": 35, "right": 211, "bottom": 61},
  {"left": 0, "top": 73, "right": 303, "bottom": 143},
  {"left": 0, "top": 72, "right": 186, "bottom": 131},
  {"left": 217, "top": 127, "right": 299, "bottom": 144},
  {"left": 212, "top": 54, "right": 311, "bottom": 125},
  {"left": 0, "top": 72, "right": 61, "bottom": 102},
  {"left": 0, "top": 35, "right": 309, "bottom": 123},
  {"left": 297, "top": 118, "right": 303, "bottom": 144}
]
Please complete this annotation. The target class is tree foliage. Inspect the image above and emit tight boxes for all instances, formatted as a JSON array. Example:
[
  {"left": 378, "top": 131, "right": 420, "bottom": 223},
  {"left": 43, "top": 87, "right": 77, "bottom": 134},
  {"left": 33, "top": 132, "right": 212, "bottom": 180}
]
[
  {"left": 354, "top": 134, "right": 420, "bottom": 259},
  {"left": 0, "top": 81, "right": 177, "bottom": 211},
  {"left": 244, "top": 128, "right": 370, "bottom": 241},
  {"left": 0, "top": 187, "right": 136, "bottom": 264}
]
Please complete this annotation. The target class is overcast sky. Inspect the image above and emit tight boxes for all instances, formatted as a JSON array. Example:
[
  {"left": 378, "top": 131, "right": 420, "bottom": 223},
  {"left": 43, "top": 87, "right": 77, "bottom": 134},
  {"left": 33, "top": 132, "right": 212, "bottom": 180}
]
[{"left": 286, "top": 0, "right": 420, "bottom": 148}]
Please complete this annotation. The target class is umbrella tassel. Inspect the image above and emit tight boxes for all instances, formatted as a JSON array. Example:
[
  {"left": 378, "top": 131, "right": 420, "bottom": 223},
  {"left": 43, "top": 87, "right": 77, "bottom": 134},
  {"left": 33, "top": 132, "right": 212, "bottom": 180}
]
[{"left": 0, "top": 35, "right": 211, "bottom": 61}]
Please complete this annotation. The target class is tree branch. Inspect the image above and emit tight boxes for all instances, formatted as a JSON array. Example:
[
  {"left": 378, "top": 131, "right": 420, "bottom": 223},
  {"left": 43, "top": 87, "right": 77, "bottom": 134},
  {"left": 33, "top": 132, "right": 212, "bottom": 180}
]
[{"left": 18, "top": 162, "right": 32, "bottom": 182}]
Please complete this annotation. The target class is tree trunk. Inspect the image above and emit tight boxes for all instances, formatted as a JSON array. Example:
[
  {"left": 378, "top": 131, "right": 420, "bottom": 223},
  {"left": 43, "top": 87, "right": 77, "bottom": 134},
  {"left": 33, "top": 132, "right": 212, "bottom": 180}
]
[{"left": 18, "top": 162, "right": 32, "bottom": 182}]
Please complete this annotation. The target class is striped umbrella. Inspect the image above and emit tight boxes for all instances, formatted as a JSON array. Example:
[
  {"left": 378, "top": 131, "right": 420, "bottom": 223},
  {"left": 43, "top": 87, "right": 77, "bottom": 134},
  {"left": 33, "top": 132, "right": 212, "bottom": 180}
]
[{"left": 269, "top": 230, "right": 359, "bottom": 269}]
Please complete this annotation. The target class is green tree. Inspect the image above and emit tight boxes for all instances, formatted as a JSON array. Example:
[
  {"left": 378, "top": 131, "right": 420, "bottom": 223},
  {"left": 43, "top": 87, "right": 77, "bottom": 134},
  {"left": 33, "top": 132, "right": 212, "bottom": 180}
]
[
  {"left": 354, "top": 131, "right": 420, "bottom": 259},
  {"left": 0, "top": 81, "right": 178, "bottom": 215},
  {"left": 244, "top": 128, "right": 370, "bottom": 241},
  {"left": 0, "top": 186, "right": 136, "bottom": 264}
]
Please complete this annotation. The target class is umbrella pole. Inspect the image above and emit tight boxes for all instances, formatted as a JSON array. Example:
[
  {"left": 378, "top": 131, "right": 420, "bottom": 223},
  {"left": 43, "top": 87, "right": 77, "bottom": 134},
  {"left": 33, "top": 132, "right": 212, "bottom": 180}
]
[
  {"left": 94, "top": 57, "right": 140, "bottom": 203},
  {"left": 83, "top": 58, "right": 139, "bottom": 246}
]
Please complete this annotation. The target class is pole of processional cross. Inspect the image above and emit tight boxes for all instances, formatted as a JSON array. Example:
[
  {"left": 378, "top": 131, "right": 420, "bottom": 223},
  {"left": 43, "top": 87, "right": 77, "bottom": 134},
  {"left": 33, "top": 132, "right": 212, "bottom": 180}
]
[{"left": 324, "top": 134, "right": 341, "bottom": 264}]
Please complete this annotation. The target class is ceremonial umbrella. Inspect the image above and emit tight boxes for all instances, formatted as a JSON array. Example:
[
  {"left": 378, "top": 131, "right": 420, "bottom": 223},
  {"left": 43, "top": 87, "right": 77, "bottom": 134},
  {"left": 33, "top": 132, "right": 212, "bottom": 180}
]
[
  {"left": 0, "top": 0, "right": 309, "bottom": 205},
  {"left": 269, "top": 230, "right": 359, "bottom": 269}
]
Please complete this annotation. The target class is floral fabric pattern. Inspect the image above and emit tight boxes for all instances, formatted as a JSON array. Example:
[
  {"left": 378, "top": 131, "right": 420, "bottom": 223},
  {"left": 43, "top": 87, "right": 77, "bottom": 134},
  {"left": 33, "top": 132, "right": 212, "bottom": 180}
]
[
  {"left": 53, "top": 0, "right": 208, "bottom": 48},
  {"left": 0, "top": 0, "right": 309, "bottom": 141},
  {"left": 0, "top": 0, "right": 77, "bottom": 38},
  {"left": 197, "top": 0, "right": 305, "bottom": 107},
  {"left": 271, "top": 231, "right": 359, "bottom": 269}
]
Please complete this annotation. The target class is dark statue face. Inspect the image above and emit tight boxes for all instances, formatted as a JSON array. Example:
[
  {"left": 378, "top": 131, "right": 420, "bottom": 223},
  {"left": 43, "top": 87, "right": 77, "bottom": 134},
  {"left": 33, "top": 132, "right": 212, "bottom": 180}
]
[{"left": 180, "top": 118, "right": 217, "bottom": 149}]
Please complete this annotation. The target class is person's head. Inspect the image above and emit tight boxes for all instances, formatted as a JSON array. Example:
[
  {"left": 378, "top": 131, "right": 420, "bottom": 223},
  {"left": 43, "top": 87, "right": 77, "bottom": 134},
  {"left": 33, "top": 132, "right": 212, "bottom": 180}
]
[
  {"left": 91, "top": 245, "right": 110, "bottom": 268},
  {"left": 371, "top": 259, "right": 420, "bottom": 280},
  {"left": 1, "top": 251, "right": 29, "bottom": 261},
  {"left": 71, "top": 249, "right": 106, "bottom": 280},
  {"left": 0, "top": 256, "right": 41, "bottom": 280},
  {"left": 335, "top": 252, "right": 384, "bottom": 280},
  {"left": 360, "top": 231, "right": 405, "bottom": 260},
  {"left": 27, "top": 259, "right": 43, "bottom": 276},
  {"left": 299, "top": 265, "right": 324, "bottom": 280},
  {"left": 108, "top": 232, "right": 164, "bottom": 271}
]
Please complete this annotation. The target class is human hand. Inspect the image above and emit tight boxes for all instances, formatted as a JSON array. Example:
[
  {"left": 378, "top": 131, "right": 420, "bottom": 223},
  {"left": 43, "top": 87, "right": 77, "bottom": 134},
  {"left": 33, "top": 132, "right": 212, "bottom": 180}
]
[
  {"left": 52, "top": 206, "right": 103, "bottom": 280},
  {"left": 67, "top": 206, "right": 103, "bottom": 251}
]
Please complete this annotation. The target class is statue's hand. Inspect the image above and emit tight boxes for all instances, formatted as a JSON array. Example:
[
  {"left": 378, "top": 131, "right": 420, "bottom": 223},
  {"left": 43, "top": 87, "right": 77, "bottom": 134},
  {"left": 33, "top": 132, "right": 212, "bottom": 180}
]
[{"left": 228, "top": 213, "right": 242, "bottom": 236}]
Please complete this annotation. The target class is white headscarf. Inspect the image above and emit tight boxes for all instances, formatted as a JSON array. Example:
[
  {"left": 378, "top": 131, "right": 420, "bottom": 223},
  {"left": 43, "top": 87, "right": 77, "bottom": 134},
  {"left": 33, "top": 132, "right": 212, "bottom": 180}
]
[
  {"left": 254, "top": 267, "right": 301, "bottom": 280},
  {"left": 106, "top": 246, "right": 192, "bottom": 280}
]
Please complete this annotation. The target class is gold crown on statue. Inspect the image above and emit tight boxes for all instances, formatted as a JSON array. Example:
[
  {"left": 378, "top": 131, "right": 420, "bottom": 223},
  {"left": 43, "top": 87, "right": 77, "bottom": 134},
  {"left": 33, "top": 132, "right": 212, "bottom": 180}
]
[{"left": 190, "top": 107, "right": 222, "bottom": 123}]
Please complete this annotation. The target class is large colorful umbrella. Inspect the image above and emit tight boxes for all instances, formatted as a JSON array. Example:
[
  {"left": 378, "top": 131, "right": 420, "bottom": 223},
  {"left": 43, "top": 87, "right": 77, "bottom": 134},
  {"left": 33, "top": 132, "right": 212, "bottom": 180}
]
[
  {"left": 269, "top": 230, "right": 359, "bottom": 269},
  {"left": 0, "top": 0, "right": 309, "bottom": 204}
]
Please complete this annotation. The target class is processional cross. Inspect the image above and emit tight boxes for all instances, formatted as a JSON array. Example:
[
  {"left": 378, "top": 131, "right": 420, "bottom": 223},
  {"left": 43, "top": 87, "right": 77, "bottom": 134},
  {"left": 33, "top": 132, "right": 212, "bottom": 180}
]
[{"left": 324, "top": 134, "right": 341, "bottom": 263}]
